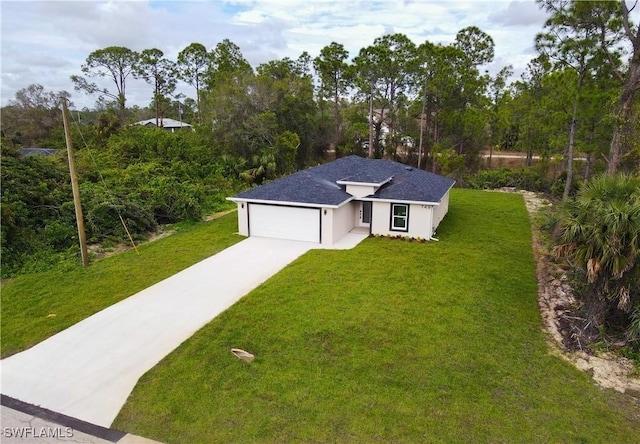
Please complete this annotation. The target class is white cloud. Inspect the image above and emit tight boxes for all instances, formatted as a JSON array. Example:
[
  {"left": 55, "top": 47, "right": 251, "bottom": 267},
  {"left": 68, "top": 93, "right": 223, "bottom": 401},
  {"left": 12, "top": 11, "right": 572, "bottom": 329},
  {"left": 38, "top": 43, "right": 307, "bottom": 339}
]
[
  {"left": 2, "top": 0, "right": 553, "bottom": 109},
  {"left": 488, "top": 0, "right": 548, "bottom": 27}
]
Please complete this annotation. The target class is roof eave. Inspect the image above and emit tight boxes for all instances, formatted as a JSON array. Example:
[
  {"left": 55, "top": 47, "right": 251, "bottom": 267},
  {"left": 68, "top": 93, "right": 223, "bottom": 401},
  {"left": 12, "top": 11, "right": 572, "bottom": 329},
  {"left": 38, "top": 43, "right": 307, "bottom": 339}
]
[
  {"left": 227, "top": 196, "right": 348, "bottom": 209},
  {"left": 361, "top": 197, "right": 443, "bottom": 206},
  {"left": 336, "top": 177, "right": 393, "bottom": 187}
]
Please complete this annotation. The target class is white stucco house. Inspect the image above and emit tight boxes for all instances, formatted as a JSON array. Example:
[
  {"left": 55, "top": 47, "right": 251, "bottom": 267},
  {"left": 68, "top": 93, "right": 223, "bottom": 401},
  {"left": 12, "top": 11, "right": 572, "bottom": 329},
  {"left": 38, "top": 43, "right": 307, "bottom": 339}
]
[
  {"left": 228, "top": 155, "right": 455, "bottom": 245},
  {"left": 134, "top": 118, "right": 194, "bottom": 132}
]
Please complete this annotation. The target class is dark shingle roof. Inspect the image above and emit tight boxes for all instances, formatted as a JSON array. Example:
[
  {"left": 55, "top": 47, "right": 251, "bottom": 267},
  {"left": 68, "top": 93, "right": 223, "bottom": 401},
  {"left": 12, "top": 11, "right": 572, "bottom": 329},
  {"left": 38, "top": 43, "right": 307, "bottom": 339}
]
[
  {"left": 232, "top": 155, "right": 455, "bottom": 206},
  {"left": 338, "top": 170, "right": 393, "bottom": 184}
]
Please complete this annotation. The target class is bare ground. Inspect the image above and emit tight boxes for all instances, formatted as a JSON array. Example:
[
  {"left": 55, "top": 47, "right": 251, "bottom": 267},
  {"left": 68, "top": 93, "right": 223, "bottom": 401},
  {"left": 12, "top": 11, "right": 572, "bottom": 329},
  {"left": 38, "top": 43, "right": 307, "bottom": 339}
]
[
  {"left": 87, "top": 209, "right": 236, "bottom": 260},
  {"left": 500, "top": 188, "right": 640, "bottom": 399}
]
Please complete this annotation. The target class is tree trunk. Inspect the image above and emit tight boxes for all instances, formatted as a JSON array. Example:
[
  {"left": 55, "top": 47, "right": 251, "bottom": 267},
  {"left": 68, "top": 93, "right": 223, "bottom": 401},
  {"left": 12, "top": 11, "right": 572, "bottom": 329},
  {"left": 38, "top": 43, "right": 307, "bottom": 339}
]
[
  {"left": 118, "top": 92, "right": 126, "bottom": 125},
  {"left": 333, "top": 84, "right": 340, "bottom": 149},
  {"left": 368, "top": 88, "right": 374, "bottom": 158},
  {"left": 389, "top": 88, "right": 395, "bottom": 158},
  {"left": 607, "top": 85, "right": 636, "bottom": 173},
  {"left": 488, "top": 144, "right": 493, "bottom": 169},
  {"left": 563, "top": 116, "right": 576, "bottom": 200},
  {"left": 195, "top": 78, "right": 202, "bottom": 125},
  {"left": 155, "top": 83, "right": 160, "bottom": 127},
  {"left": 584, "top": 151, "right": 592, "bottom": 183},
  {"left": 418, "top": 99, "right": 425, "bottom": 169},
  {"left": 605, "top": 4, "right": 640, "bottom": 173},
  {"left": 374, "top": 120, "right": 383, "bottom": 159},
  {"left": 563, "top": 91, "right": 580, "bottom": 200}
]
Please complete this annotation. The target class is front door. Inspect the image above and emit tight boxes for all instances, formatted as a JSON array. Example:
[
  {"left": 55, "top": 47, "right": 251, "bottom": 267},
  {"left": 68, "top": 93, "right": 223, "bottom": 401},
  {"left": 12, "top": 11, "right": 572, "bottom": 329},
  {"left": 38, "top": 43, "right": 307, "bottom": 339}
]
[{"left": 358, "top": 201, "right": 372, "bottom": 227}]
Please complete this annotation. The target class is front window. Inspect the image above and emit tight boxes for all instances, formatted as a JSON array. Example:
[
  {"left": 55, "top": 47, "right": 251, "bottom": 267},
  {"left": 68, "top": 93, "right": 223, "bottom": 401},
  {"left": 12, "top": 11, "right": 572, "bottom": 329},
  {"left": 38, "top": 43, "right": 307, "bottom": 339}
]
[{"left": 391, "top": 203, "right": 409, "bottom": 232}]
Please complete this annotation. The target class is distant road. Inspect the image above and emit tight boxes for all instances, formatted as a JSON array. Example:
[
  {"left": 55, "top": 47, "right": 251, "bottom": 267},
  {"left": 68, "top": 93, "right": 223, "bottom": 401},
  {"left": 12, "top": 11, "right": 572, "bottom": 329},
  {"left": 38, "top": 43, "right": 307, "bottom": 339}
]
[{"left": 481, "top": 152, "right": 587, "bottom": 161}]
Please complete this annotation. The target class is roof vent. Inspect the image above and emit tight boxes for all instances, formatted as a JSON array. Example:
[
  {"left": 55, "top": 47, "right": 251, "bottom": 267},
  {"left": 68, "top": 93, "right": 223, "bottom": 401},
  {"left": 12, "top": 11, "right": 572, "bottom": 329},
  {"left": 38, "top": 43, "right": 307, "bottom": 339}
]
[{"left": 405, "top": 166, "right": 413, "bottom": 171}]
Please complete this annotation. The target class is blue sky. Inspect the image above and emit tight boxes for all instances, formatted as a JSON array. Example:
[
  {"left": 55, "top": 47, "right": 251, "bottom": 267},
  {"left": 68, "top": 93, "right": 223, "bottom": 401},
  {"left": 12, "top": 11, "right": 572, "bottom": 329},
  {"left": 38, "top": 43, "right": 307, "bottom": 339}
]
[{"left": 0, "top": 0, "right": 568, "bottom": 109}]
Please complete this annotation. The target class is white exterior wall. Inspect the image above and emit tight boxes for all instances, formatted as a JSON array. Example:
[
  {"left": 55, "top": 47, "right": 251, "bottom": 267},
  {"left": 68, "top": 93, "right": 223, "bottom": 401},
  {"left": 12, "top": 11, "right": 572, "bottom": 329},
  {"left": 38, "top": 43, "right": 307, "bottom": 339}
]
[
  {"left": 319, "top": 203, "right": 357, "bottom": 245},
  {"left": 370, "top": 202, "right": 433, "bottom": 240},
  {"left": 345, "top": 184, "right": 377, "bottom": 198},
  {"left": 370, "top": 201, "right": 391, "bottom": 236},
  {"left": 321, "top": 208, "right": 333, "bottom": 244},
  {"left": 236, "top": 202, "right": 249, "bottom": 236},
  {"left": 409, "top": 205, "right": 433, "bottom": 240},
  {"left": 432, "top": 191, "right": 450, "bottom": 232},
  {"left": 332, "top": 202, "right": 356, "bottom": 242}
]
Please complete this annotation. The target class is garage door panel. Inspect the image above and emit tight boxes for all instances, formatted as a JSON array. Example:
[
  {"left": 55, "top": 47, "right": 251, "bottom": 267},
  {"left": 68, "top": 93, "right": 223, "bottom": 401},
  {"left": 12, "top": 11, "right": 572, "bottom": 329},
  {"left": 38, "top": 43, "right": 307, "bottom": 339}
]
[{"left": 249, "top": 204, "right": 320, "bottom": 243}]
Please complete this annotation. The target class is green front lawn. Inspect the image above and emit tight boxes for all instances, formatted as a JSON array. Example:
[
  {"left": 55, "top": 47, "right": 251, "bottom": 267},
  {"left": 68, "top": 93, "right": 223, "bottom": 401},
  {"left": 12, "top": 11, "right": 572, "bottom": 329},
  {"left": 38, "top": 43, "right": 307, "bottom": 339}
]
[
  {"left": 0, "top": 213, "right": 243, "bottom": 358},
  {"left": 114, "top": 190, "right": 639, "bottom": 443}
]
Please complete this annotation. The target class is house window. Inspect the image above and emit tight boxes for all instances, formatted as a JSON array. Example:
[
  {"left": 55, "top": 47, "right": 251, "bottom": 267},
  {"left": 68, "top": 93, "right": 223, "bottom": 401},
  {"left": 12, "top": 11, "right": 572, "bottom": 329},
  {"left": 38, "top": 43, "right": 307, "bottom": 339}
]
[{"left": 390, "top": 203, "right": 409, "bottom": 232}]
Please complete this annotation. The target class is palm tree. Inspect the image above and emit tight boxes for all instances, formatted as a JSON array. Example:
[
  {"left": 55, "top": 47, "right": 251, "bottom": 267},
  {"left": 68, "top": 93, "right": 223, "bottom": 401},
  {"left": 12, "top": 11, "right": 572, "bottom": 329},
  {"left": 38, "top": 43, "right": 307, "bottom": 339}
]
[
  {"left": 555, "top": 174, "right": 640, "bottom": 334},
  {"left": 241, "top": 151, "right": 276, "bottom": 185}
]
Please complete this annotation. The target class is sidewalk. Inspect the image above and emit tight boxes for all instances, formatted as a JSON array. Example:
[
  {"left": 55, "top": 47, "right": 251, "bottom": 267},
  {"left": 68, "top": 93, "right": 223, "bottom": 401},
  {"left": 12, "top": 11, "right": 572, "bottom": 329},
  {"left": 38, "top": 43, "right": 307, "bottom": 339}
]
[{"left": 1, "top": 398, "right": 161, "bottom": 444}]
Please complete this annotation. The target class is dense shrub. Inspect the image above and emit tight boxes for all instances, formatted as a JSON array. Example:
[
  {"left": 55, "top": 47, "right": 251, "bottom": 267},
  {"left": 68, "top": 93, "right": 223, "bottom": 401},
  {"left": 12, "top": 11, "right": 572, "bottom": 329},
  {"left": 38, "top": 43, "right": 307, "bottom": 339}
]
[
  {"left": 1, "top": 154, "right": 75, "bottom": 276},
  {"left": 1, "top": 127, "right": 242, "bottom": 277},
  {"left": 466, "top": 168, "right": 551, "bottom": 192},
  {"left": 554, "top": 174, "right": 640, "bottom": 348}
]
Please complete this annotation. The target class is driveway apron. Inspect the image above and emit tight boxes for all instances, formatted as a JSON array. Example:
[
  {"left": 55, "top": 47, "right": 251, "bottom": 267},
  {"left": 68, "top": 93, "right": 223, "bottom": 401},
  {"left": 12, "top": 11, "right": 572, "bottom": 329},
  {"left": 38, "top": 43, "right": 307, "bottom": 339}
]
[{"left": 1, "top": 237, "right": 313, "bottom": 428}]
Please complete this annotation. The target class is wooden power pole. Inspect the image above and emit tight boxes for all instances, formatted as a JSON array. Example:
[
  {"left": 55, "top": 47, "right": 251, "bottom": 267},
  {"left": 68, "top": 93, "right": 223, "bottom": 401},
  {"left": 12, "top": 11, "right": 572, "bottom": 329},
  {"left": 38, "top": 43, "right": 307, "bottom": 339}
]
[{"left": 61, "top": 98, "right": 89, "bottom": 266}]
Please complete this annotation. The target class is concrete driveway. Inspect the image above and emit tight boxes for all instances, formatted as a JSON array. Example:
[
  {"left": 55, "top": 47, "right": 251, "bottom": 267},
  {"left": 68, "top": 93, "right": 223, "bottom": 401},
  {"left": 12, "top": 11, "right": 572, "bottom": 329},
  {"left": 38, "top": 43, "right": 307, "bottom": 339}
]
[{"left": 1, "top": 237, "right": 319, "bottom": 428}]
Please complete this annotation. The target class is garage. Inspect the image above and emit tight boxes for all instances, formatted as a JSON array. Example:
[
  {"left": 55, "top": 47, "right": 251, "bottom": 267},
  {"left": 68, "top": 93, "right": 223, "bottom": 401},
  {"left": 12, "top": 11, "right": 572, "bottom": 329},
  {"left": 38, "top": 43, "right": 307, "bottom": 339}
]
[{"left": 249, "top": 204, "right": 321, "bottom": 243}]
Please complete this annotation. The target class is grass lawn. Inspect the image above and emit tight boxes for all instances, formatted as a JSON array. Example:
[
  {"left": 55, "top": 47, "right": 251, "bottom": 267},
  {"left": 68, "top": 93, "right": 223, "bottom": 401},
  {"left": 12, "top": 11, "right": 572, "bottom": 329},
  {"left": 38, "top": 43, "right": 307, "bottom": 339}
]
[
  {"left": 113, "top": 189, "right": 639, "bottom": 443},
  {"left": 0, "top": 213, "right": 243, "bottom": 358}
]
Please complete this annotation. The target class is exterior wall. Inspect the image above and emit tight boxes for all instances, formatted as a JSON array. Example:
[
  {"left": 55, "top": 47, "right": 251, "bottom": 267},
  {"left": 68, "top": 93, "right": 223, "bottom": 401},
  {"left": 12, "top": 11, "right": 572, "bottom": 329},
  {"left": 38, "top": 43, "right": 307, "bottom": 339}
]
[
  {"left": 370, "top": 202, "right": 433, "bottom": 240},
  {"left": 432, "top": 191, "right": 450, "bottom": 232},
  {"left": 370, "top": 201, "right": 391, "bottom": 236},
  {"left": 236, "top": 202, "right": 249, "bottom": 236},
  {"left": 236, "top": 194, "right": 449, "bottom": 244},
  {"left": 345, "top": 184, "right": 377, "bottom": 198},
  {"left": 332, "top": 202, "right": 356, "bottom": 242},
  {"left": 409, "top": 205, "right": 433, "bottom": 239},
  {"left": 321, "top": 208, "right": 333, "bottom": 244},
  {"left": 319, "top": 203, "right": 356, "bottom": 245}
]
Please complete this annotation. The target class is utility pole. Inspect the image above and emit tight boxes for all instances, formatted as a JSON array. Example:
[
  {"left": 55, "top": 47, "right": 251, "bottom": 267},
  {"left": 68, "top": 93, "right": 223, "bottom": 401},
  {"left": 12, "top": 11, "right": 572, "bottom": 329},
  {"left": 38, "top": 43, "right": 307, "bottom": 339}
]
[{"left": 61, "top": 97, "right": 89, "bottom": 267}]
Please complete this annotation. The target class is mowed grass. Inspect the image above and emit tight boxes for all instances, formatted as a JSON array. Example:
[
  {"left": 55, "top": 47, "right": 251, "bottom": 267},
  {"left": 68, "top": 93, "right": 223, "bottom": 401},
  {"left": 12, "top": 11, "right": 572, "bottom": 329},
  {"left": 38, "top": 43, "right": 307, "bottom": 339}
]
[
  {"left": 0, "top": 213, "right": 243, "bottom": 358},
  {"left": 114, "top": 189, "right": 639, "bottom": 443}
]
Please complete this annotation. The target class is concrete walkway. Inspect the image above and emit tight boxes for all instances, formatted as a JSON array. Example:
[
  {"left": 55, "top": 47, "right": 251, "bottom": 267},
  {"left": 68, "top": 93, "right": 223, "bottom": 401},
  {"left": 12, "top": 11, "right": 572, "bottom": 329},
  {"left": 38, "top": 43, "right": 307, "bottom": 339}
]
[{"left": 1, "top": 237, "right": 318, "bottom": 428}]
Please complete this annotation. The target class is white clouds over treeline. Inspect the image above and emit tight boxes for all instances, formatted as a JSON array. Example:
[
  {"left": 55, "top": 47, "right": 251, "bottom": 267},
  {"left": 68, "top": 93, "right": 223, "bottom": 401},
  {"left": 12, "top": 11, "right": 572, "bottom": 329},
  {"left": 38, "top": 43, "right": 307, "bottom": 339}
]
[{"left": 1, "top": 0, "right": 551, "bottom": 108}]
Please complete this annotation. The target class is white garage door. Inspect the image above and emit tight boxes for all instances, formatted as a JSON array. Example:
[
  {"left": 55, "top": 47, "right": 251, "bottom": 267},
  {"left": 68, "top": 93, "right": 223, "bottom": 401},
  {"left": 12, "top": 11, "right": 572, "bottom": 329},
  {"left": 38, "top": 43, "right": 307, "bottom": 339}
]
[{"left": 249, "top": 204, "right": 320, "bottom": 243}]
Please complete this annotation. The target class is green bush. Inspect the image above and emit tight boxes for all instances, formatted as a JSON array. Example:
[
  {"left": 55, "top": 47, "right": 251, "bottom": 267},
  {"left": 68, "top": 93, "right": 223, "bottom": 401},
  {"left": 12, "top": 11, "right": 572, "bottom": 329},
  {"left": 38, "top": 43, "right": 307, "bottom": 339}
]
[
  {"left": 1, "top": 155, "right": 76, "bottom": 277},
  {"left": 554, "top": 173, "right": 640, "bottom": 344},
  {"left": 1, "top": 127, "right": 242, "bottom": 277},
  {"left": 466, "top": 168, "right": 550, "bottom": 192}
]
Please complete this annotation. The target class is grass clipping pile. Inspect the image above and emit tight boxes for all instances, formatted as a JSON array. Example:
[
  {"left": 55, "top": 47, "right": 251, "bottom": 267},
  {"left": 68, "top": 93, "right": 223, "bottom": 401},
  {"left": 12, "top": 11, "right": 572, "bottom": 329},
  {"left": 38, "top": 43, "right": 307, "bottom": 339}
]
[{"left": 516, "top": 189, "right": 640, "bottom": 399}]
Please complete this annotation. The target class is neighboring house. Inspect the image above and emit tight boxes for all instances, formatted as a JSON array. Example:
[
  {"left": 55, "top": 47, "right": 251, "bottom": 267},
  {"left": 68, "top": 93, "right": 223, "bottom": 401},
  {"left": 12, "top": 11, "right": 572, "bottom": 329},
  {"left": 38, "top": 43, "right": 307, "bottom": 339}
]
[
  {"left": 228, "top": 155, "right": 455, "bottom": 245},
  {"left": 18, "top": 148, "right": 59, "bottom": 157},
  {"left": 133, "top": 118, "right": 194, "bottom": 132}
]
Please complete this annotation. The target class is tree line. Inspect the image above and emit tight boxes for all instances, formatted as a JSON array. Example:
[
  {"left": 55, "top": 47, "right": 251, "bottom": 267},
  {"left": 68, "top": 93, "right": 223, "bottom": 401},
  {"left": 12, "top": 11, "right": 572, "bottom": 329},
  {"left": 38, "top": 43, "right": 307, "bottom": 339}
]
[{"left": 3, "top": 3, "right": 638, "bottom": 181}]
